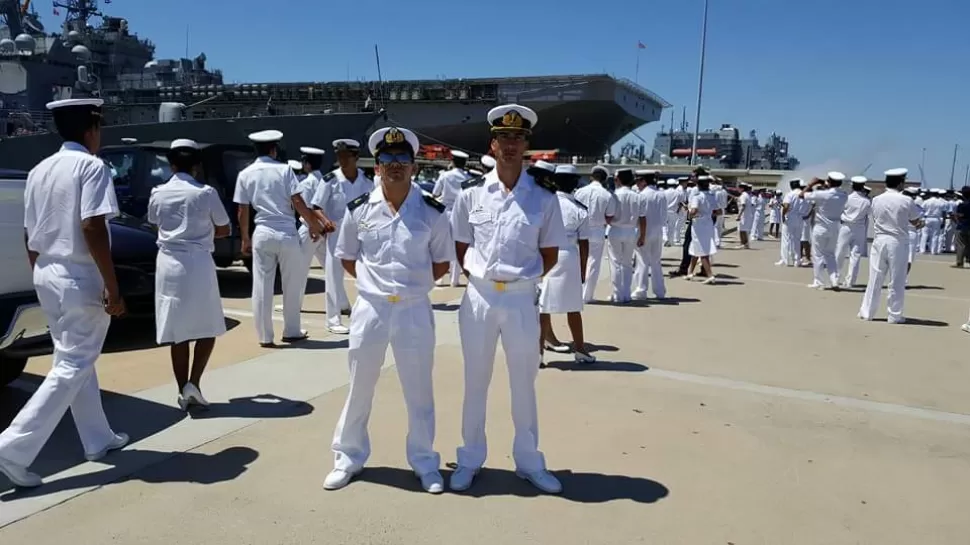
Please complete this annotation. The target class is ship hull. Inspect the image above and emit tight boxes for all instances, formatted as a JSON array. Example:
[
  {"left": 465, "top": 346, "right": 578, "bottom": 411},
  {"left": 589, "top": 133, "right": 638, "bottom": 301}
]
[{"left": 0, "top": 112, "right": 380, "bottom": 171}]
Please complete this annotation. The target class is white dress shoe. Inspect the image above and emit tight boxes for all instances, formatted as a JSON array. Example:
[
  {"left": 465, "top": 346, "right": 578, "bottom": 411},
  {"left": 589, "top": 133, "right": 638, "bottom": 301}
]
[
  {"left": 574, "top": 352, "right": 596, "bottom": 364},
  {"left": 323, "top": 468, "right": 359, "bottom": 490},
  {"left": 515, "top": 469, "right": 562, "bottom": 494},
  {"left": 179, "top": 383, "right": 210, "bottom": 410},
  {"left": 418, "top": 471, "right": 444, "bottom": 494},
  {"left": 449, "top": 466, "right": 479, "bottom": 491},
  {"left": 328, "top": 325, "right": 350, "bottom": 335},
  {"left": 85, "top": 432, "right": 129, "bottom": 462},
  {"left": 0, "top": 457, "right": 42, "bottom": 488}
]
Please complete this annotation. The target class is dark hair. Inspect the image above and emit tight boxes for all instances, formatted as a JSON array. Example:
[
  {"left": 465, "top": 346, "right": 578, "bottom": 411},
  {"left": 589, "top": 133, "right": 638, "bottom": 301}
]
[
  {"left": 254, "top": 142, "right": 277, "bottom": 156},
  {"left": 302, "top": 154, "right": 324, "bottom": 171},
  {"left": 697, "top": 178, "right": 711, "bottom": 190},
  {"left": 828, "top": 179, "right": 843, "bottom": 188},
  {"left": 591, "top": 170, "right": 607, "bottom": 182},
  {"left": 453, "top": 156, "right": 468, "bottom": 169},
  {"left": 885, "top": 176, "right": 904, "bottom": 189},
  {"left": 555, "top": 174, "right": 582, "bottom": 194},
  {"left": 167, "top": 148, "right": 201, "bottom": 173},
  {"left": 53, "top": 106, "right": 102, "bottom": 144},
  {"left": 615, "top": 170, "right": 635, "bottom": 186},
  {"left": 789, "top": 180, "right": 801, "bottom": 189}
]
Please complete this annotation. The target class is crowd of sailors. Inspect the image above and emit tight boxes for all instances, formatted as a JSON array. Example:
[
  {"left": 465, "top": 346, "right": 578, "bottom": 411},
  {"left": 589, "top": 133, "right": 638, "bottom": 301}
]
[{"left": 0, "top": 96, "right": 967, "bottom": 497}]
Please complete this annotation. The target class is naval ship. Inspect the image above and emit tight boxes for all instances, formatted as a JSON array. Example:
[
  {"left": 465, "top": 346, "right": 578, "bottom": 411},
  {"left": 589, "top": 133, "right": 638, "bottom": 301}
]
[{"left": 0, "top": 0, "right": 670, "bottom": 170}]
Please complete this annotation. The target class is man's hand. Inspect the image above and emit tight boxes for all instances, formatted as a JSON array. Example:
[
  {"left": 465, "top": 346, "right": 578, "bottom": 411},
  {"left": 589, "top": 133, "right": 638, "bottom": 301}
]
[
  {"left": 637, "top": 235, "right": 645, "bottom": 247},
  {"left": 103, "top": 288, "right": 126, "bottom": 317},
  {"left": 241, "top": 237, "right": 252, "bottom": 256}
]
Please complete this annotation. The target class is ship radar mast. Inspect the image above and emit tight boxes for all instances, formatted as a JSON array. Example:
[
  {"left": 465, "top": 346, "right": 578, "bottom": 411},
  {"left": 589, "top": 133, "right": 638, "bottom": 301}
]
[{"left": 53, "top": 0, "right": 103, "bottom": 33}]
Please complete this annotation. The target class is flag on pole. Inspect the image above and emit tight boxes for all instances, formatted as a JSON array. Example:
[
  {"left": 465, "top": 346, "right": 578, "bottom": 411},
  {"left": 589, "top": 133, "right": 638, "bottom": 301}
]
[{"left": 637, "top": 41, "right": 646, "bottom": 49}]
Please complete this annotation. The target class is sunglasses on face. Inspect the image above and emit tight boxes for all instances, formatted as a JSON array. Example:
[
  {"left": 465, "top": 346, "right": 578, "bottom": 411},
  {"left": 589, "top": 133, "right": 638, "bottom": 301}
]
[
  {"left": 495, "top": 132, "right": 527, "bottom": 142},
  {"left": 377, "top": 152, "right": 413, "bottom": 165}
]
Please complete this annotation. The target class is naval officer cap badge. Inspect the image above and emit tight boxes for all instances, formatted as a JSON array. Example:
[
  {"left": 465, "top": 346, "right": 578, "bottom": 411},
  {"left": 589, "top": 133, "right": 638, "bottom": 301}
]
[
  {"left": 368, "top": 126, "right": 420, "bottom": 156},
  {"left": 487, "top": 104, "right": 538, "bottom": 135}
]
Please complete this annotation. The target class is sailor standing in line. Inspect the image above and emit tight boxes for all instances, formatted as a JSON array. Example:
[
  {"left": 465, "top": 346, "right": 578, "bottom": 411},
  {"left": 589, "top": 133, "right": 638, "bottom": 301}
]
[
  {"left": 663, "top": 179, "right": 680, "bottom": 246},
  {"left": 631, "top": 170, "right": 667, "bottom": 299},
  {"left": 920, "top": 189, "right": 946, "bottom": 255},
  {"left": 295, "top": 147, "right": 336, "bottom": 308},
  {"left": 712, "top": 183, "right": 728, "bottom": 248},
  {"left": 804, "top": 172, "right": 848, "bottom": 290},
  {"left": 573, "top": 165, "right": 616, "bottom": 302},
  {"left": 776, "top": 179, "right": 804, "bottom": 267},
  {"left": 901, "top": 187, "right": 924, "bottom": 284},
  {"left": 450, "top": 104, "right": 567, "bottom": 494},
  {"left": 834, "top": 176, "right": 872, "bottom": 288},
  {"left": 148, "top": 139, "right": 232, "bottom": 410},
  {"left": 0, "top": 98, "right": 128, "bottom": 488},
  {"left": 324, "top": 127, "right": 453, "bottom": 493},
  {"left": 736, "top": 183, "right": 754, "bottom": 249},
  {"left": 768, "top": 190, "right": 782, "bottom": 238},
  {"left": 233, "top": 130, "right": 323, "bottom": 346},
  {"left": 432, "top": 150, "right": 471, "bottom": 287},
  {"left": 310, "top": 139, "right": 374, "bottom": 334},
  {"left": 859, "top": 169, "right": 924, "bottom": 323},
  {"left": 288, "top": 159, "right": 306, "bottom": 181},
  {"left": 606, "top": 169, "right": 645, "bottom": 303}
]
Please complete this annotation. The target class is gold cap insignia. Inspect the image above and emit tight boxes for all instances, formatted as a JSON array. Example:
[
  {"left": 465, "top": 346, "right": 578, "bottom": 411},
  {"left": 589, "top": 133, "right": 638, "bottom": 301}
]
[
  {"left": 384, "top": 128, "right": 405, "bottom": 144},
  {"left": 501, "top": 110, "right": 524, "bottom": 128}
]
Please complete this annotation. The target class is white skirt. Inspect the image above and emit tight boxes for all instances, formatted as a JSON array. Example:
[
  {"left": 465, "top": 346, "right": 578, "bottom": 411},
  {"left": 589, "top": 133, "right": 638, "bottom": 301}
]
[
  {"left": 769, "top": 209, "right": 781, "bottom": 223},
  {"left": 539, "top": 247, "right": 583, "bottom": 314},
  {"left": 739, "top": 213, "right": 755, "bottom": 232},
  {"left": 155, "top": 249, "right": 227, "bottom": 344},
  {"left": 689, "top": 218, "right": 717, "bottom": 257}
]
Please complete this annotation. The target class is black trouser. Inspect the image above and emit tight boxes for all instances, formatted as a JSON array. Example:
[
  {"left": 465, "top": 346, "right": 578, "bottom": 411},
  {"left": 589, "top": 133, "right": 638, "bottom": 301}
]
[
  {"left": 676, "top": 219, "right": 693, "bottom": 273},
  {"left": 956, "top": 230, "right": 970, "bottom": 266}
]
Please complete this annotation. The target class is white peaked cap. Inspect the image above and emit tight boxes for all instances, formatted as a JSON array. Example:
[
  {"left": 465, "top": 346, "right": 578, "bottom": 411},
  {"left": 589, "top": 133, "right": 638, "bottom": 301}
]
[
  {"left": 532, "top": 160, "right": 556, "bottom": 173},
  {"left": 170, "top": 138, "right": 199, "bottom": 150},
  {"left": 480, "top": 155, "right": 496, "bottom": 168},
  {"left": 850, "top": 176, "right": 867, "bottom": 183},
  {"left": 451, "top": 150, "right": 469, "bottom": 159},
  {"left": 46, "top": 97, "right": 103, "bottom": 110},
  {"left": 248, "top": 130, "right": 283, "bottom": 143},
  {"left": 368, "top": 127, "right": 420, "bottom": 156},
  {"left": 287, "top": 160, "right": 303, "bottom": 170},
  {"left": 884, "top": 167, "right": 908, "bottom": 177},
  {"left": 300, "top": 146, "right": 325, "bottom": 155},
  {"left": 555, "top": 164, "right": 579, "bottom": 175}
]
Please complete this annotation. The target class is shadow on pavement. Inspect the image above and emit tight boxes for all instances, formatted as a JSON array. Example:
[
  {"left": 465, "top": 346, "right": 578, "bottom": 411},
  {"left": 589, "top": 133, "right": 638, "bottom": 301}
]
[
  {"left": 0, "top": 446, "right": 259, "bottom": 502},
  {"left": 872, "top": 317, "right": 949, "bottom": 327},
  {"left": 906, "top": 285, "right": 944, "bottom": 291},
  {"left": 187, "top": 394, "right": 314, "bottom": 420},
  {"left": 544, "top": 361, "right": 648, "bottom": 372},
  {"left": 219, "top": 269, "right": 326, "bottom": 299},
  {"left": 356, "top": 465, "right": 669, "bottom": 504},
  {"left": 264, "top": 338, "right": 349, "bottom": 350}
]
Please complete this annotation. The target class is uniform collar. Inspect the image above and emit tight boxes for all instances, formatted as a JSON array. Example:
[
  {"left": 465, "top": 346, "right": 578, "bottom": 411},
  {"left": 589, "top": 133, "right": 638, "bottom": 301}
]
[
  {"left": 255, "top": 155, "right": 278, "bottom": 164},
  {"left": 485, "top": 167, "right": 531, "bottom": 195},
  {"left": 335, "top": 167, "right": 362, "bottom": 183},
  {"left": 170, "top": 171, "right": 201, "bottom": 185},
  {"left": 367, "top": 181, "right": 419, "bottom": 208},
  {"left": 60, "top": 141, "right": 90, "bottom": 154}
]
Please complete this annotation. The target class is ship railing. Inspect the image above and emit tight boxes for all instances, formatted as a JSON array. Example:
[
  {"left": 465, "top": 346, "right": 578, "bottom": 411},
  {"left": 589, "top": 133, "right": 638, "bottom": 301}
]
[
  {"left": 615, "top": 77, "right": 672, "bottom": 109},
  {"left": 0, "top": 108, "right": 55, "bottom": 126}
]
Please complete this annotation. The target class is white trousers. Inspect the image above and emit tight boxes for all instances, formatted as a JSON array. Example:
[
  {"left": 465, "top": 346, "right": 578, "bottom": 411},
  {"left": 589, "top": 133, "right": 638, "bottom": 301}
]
[
  {"left": 582, "top": 234, "right": 607, "bottom": 302},
  {"left": 324, "top": 231, "right": 351, "bottom": 327},
  {"left": 860, "top": 236, "right": 908, "bottom": 321},
  {"left": 674, "top": 214, "right": 686, "bottom": 244},
  {"left": 607, "top": 236, "right": 637, "bottom": 302},
  {"left": 632, "top": 236, "right": 665, "bottom": 298},
  {"left": 331, "top": 294, "right": 439, "bottom": 476},
  {"left": 835, "top": 223, "right": 867, "bottom": 286},
  {"left": 714, "top": 215, "right": 725, "bottom": 246},
  {"left": 752, "top": 213, "right": 765, "bottom": 240},
  {"left": 943, "top": 220, "right": 956, "bottom": 252},
  {"left": 920, "top": 218, "right": 942, "bottom": 255},
  {"left": 252, "top": 226, "right": 304, "bottom": 344},
  {"left": 0, "top": 259, "right": 115, "bottom": 467},
  {"left": 457, "top": 278, "right": 545, "bottom": 473},
  {"left": 780, "top": 221, "right": 803, "bottom": 265},
  {"left": 444, "top": 209, "right": 462, "bottom": 286},
  {"left": 811, "top": 224, "right": 839, "bottom": 286},
  {"left": 297, "top": 224, "right": 327, "bottom": 310},
  {"left": 665, "top": 212, "right": 680, "bottom": 245}
]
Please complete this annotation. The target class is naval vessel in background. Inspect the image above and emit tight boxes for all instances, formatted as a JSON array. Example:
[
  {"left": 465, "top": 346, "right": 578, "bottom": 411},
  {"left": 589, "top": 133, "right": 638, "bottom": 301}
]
[{"left": 0, "top": 0, "right": 670, "bottom": 170}]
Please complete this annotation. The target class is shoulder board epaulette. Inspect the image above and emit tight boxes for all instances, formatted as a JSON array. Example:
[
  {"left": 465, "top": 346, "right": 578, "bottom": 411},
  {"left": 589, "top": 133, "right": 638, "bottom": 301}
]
[
  {"left": 535, "top": 176, "right": 557, "bottom": 193},
  {"left": 461, "top": 176, "right": 485, "bottom": 190},
  {"left": 421, "top": 192, "right": 446, "bottom": 213},
  {"left": 347, "top": 193, "right": 368, "bottom": 212},
  {"left": 572, "top": 199, "right": 588, "bottom": 211},
  {"left": 323, "top": 171, "right": 336, "bottom": 182}
]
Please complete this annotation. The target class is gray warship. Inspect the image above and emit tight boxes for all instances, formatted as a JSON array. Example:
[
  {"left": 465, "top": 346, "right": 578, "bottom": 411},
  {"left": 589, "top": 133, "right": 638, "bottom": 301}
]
[{"left": 0, "top": 0, "right": 670, "bottom": 170}]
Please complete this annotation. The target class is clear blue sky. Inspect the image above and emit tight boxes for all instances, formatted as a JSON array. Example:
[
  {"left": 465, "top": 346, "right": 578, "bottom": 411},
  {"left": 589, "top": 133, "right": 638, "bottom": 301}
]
[{"left": 75, "top": 0, "right": 970, "bottom": 186}]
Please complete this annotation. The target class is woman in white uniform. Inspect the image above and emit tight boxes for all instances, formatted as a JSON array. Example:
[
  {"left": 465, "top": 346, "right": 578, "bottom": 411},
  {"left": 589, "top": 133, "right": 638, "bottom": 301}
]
[
  {"left": 538, "top": 165, "right": 595, "bottom": 365},
  {"left": 686, "top": 175, "right": 719, "bottom": 284},
  {"left": 768, "top": 190, "right": 782, "bottom": 238},
  {"left": 148, "top": 139, "right": 232, "bottom": 410}
]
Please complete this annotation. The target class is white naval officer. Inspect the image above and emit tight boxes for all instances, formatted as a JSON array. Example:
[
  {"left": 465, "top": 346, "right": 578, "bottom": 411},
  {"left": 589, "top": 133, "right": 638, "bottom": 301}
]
[
  {"left": 450, "top": 103, "right": 567, "bottom": 494},
  {"left": 432, "top": 149, "right": 472, "bottom": 286},
  {"left": 148, "top": 139, "right": 231, "bottom": 410},
  {"left": 310, "top": 139, "right": 375, "bottom": 334},
  {"left": 804, "top": 172, "right": 849, "bottom": 289},
  {"left": 859, "top": 168, "right": 924, "bottom": 323},
  {"left": 834, "top": 176, "right": 872, "bottom": 288},
  {"left": 0, "top": 98, "right": 128, "bottom": 488},
  {"left": 294, "top": 147, "right": 335, "bottom": 308},
  {"left": 607, "top": 168, "right": 646, "bottom": 303},
  {"left": 324, "top": 126, "right": 453, "bottom": 493},
  {"left": 573, "top": 164, "right": 617, "bottom": 302},
  {"left": 631, "top": 170, "right": 667, "bottom": 299},
  {"left": 233, "top": 129, "right": 323, "bottom": 346},
  {"left": 736, "top": 183, "right": 755, "bottom": 248}
]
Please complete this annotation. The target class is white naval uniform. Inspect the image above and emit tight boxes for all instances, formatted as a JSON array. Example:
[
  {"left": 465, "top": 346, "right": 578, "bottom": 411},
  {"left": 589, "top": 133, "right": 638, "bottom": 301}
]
[
  {"left": 297, "top": 170, "right": 328, "bottom": 274},
  {"left": 632, "top": 185, "right": 667, "bottom": 299},
  {"left": 806, "top": 187, "right": 848, "bottom": 287},
  {"left": 907, "top": 200, "right": 924, "bottom": 266},
  {"left": 432, "top": 166, "right": 470, "bottom": 286},
  {"left": 606, "top": 185, "right": 643, "bottom": 303},
  {"left": 311, "top": 168, "right": 374, "bottom": 330},
  {"left": 920, "top": 196, "right": 945, "bottom": 255},
  {"left": 689, "top": 190, "right": 718, "bottom": 257},
  {"left": 574, "top": 180, "right": 617, "bottom": 302},
  {"left": 738, "top": 192, "right": 755, "bottom": 233},
  {"left": 0, "top": 142, "right": 121, "bottom": 466},
  {"left": 781, "top": 190, "right": 806, "bottom": 265},
  {"left": 713, "top": 187, "right": 728, "bottom": 247},
  {"left": 663, "top": 186, "right": 680, "bottom": 245},
  {"left": 539, "top": 192, "right": 590, "bottom": 313},
  {"left": 768, "top": 196, "right": 782, "bottom": 225},
  {"left": 752, "top": 194, "right": 766, "bottom": 240},
  {"left": 148, "top": 173, "right": 230, "bottom": 344},
  {"left": 232, "top": 156, "right": 305, "bottom": 344},
  {"left": 450, "top": 168, "right": 566, "bottom": 474},
  {"left": 835, "top": 190, "right": 872, "bottom": 287},
  {"left": 943, "top": 200, "right": 957, "bottom": 252},
  {"left": 330, "top": 184, "right": 453, "bottom": 477},
  {"left": 860, "top": 190, "right": 921, "bottom": 322}
]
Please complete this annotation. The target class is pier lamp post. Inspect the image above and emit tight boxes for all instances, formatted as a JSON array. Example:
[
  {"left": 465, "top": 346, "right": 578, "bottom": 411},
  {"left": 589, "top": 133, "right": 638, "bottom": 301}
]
[{"left": 689, "top": 0, "right": 710, "bottom": 166}]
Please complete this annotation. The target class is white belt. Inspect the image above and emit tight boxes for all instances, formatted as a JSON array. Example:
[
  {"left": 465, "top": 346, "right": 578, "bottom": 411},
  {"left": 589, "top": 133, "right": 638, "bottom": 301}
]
[{"left": 469, "top": 276, "right": 537, "bottom": 293}]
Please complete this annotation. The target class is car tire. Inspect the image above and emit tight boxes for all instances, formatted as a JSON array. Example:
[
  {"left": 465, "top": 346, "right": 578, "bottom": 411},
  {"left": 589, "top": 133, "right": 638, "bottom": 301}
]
[{"left": 0, "top": 352, "right": 28, "bottom": 387}]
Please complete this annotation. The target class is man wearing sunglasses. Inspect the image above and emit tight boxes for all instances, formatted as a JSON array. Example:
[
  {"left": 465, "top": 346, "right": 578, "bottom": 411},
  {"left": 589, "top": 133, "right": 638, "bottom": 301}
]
[
  {"left": 309, "top": 139, "right": 373, "bottom": 334},
  {"left": 450, "top": 104, "right": 567, "bottom": 494},
  {"left": 324, "top": 126, "right": 453, "bottom": 493}
]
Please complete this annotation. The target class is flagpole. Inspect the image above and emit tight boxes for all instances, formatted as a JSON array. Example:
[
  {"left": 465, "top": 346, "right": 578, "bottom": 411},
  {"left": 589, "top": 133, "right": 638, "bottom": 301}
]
[
  {"left": 635, "top": 50, "right": 640, "bottom": 84},
  {"left": 689, "top": 0, "right": 710, "bottom": 167}
]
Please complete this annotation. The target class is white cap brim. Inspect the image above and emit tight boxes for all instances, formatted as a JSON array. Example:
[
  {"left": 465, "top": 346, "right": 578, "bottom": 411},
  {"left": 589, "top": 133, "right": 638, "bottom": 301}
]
[
  {"left": 46, "top": 98, "right": 104, "bottom": 110},
  {"left": 170, "top": 138, "right": 199, "bottom": 150},
  {"left": 299, "top": 146, "right": 325, "bottom": 155},
  {"left": 248, "top": 129, "right": 284, "bottom": 143}
]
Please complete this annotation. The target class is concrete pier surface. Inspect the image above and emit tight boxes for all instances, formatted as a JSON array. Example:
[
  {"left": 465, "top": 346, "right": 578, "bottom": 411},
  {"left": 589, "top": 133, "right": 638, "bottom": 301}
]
[{"left": 1, "top": 226, "right": 969, "bottom": 545}]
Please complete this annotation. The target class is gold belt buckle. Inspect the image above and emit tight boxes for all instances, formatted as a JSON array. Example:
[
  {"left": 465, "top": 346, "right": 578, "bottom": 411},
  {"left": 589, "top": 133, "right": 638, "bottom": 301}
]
[
  {"left": 494, "top": 281, "right": 507, "bottom": 292},
  {"left": 387, "top": 294, "right": 401, "bottom": 303}
]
